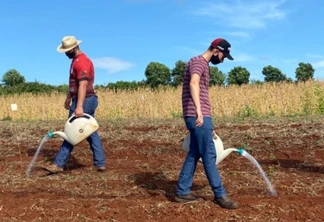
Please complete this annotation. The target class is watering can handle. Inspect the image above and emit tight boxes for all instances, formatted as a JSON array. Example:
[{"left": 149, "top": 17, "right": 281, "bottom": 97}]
[
  {"left": 212, "top": 130, "right": 220, "bottom": 139},
  {"left": 67, "top": 113, "right": 94, "bottom": 123}
]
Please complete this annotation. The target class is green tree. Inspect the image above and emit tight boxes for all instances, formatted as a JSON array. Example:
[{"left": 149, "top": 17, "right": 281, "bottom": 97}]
[
  {"left": 209, "top": 67, "right": 226, "bottom": 86},
  {"left": 250, "top": 79, "right": 264, "bottom": 85},
  {"left": 137, "top": 80, "right": 148, "bottom": 88},
  {"left": 0, "top": 81, "right": 56, "bottom": 95},
  {"left": 115, "top": 81, "right": 138, "bottom": 90},
  {"left": 106, "top": 80, "right": 147, "bottom": 92},
  {"left": 171, "top": 60, "right": 187, "bottom": 87},
  {"left": 227, "top": 66, "right": 250, "bottom": 85},
  {"left": 2, "top": 69, "right": 25, "bottom": 86},
  {"left": 19, "top": 81, "right": 55, "bottom": 94},
  {"left": 145, "top": 62, "right": 171, "bottom": 88},
  {"left": 295, "top": 62, "right": 315, "bottom": 82},
  {"left": 56, "top": 84, "right": 69, "bottom": 93},
  {"left": 262, "top": 65, "right": 287, "bottom": 82}
]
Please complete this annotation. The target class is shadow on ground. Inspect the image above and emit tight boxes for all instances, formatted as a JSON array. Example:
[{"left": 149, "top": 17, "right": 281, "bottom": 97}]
[
  {"left": 260, "top": 159, "right": 324, "bottom": 174},
  {"left": 129, "top": 171, "right": 207, "bottom": 201},
  {"left": 26, "top": 148, "right": 87, "bottom": 172}
]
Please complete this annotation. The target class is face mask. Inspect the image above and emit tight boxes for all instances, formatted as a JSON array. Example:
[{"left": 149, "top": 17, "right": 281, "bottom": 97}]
[
  {"left": 210, "top": 55, "right": 222, "bottom": 65},
  {"left": 65, "top": 49, "right": 76, "bottom": 59}
]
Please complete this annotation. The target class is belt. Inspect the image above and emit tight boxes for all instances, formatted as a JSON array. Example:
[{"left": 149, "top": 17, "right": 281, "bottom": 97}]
[{"left": 72, "top": 94, "right": 97, "bottom": 101}]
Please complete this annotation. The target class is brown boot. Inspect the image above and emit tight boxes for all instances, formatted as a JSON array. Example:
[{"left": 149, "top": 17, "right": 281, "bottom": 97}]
[
  {"left": 174, "top": 193, "right": 204, "bottom": 203},
  {"left": 42, "top": 164, "right": 64, "bottom": 174},
  {"left": 214, "top": 196, "right": 238, "bottom": 209},
  {"left": 95, "top": 166, "right": 107, "bottom": 172}
]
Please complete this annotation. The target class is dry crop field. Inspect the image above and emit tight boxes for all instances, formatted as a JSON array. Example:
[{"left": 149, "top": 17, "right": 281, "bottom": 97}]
[
  {"left": 1, "top": 80, "right": 324, "bottom": 121},
  {"left": 0, "top": 81, "right": 324, "bottom": 221}
]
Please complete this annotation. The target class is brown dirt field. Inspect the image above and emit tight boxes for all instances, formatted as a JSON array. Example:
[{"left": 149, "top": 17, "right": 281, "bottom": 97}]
[{"left": 0, "top": 117, "right": 324, "bottom": 222}]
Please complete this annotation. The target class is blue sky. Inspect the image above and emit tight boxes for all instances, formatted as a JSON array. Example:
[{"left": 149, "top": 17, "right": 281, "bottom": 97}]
[{"left": 1, "top": 0, "right": 323, "bottom": 86}]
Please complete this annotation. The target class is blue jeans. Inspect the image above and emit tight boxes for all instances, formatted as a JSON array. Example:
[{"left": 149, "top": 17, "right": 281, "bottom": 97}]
[
  {"left": 176, "top": 116, "right": 226, "bottom": 198},
  {"left": 54, "top": 96, "right": 106, "bottom": 168}
]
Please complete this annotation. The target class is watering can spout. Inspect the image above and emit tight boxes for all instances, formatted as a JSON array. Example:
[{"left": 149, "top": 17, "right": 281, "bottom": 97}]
[
  {"left": 216, "top": 148, "right": 238, "bottom": 165},
  {"left": 50, "top": 131, "right": 69, "bottom": 141},
  {"left": 47, "top": 132, "right": 55, "bottom": 138},
  {"left": 236, "top": 148, "right": 244, "bottom": 155}
]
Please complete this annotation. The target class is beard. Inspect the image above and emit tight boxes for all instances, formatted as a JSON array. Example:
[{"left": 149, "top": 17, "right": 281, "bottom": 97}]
[{"left": 210, "top": 55, "right": 222, "bottom": 65}]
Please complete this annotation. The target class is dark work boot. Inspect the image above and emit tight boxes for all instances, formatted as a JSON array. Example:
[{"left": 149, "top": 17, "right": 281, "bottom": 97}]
[
  {"left": 95, "top": 166, "right": 107, "bottom": 172},
  {"left": 214, "top": 196, "right": 238, "bottom": 209},
  {"left": 174, "top": 193, "right": 204, "bottom": 203},
  {"left": 42, "top": 164, "right": 64, "bottom": 174}
]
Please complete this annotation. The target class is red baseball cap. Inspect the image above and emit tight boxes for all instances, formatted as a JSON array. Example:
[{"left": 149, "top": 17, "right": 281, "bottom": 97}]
[{"left": 211, "top": 38, "right": 234, "bottom": 60}]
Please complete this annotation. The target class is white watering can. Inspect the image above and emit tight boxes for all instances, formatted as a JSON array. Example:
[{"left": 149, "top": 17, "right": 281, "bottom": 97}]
[
  {"left": 182, "top": 132, "right": 279, "bottom": 197},
  {"left": 182, "top": 131, "right": 243, "bottom": 165},
  {"left": 47, "top": 113, "right": 99, "bottom": 146}
]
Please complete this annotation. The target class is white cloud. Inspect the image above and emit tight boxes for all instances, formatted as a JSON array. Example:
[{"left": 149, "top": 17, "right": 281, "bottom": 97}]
[
  {"left": 313, "top": 60, "right": 324, "bottom": 68},
  {"left": 125, "top": 0, "right": 149, "bottom": 3},
  {"left": 280, "top": 58, "right": 298, "bottom": 64},
  {"left": 194, "top": 0, "right": 287, "bottom": 29},
  {"left": 306, "top": 54, "right": 324, "bottom": 59},
  {"left": 174, "top": 46, "right": 201, "bottom": 55},
  {"left": 126, "top": 0, "right": 186, "bottom": 3},
  {"left": 225, "top": 31, "right": 252, "bottom": 39},
  {"left": 303, "top": 55, "right": 324, "bottom": 68},
  {"left": 232, "top": 53, "right": 255, "bottom": 62},
  {"left": 92, "top": 57, "right": 136, "bottom": 74},
  {"left": 258, "top": 56, "right": 271, "bottom": 61}
]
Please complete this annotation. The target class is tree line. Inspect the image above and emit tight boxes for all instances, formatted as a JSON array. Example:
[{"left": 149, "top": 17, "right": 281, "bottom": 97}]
[
  {"left": 0, "top": 61, "right": 315, "bottom": 95},
  {"left": 144, "top": 60, "right": 315, "bottom": 88}
]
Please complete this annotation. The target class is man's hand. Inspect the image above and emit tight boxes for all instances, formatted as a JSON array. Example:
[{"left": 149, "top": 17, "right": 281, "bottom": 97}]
[
  {"left": 196, "top": 109, "right": 203, "bottom": 127},
  {"left": 64, "top": 97, "right": 71, "bottom": 110},
  {"left": 74, "top": 106, "right": 84, "bottom": 117}
]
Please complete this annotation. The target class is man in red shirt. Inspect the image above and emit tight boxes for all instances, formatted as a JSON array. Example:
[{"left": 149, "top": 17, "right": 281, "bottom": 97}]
[{"left": 43, "top": 36, "right": 106, "bottom": 173}]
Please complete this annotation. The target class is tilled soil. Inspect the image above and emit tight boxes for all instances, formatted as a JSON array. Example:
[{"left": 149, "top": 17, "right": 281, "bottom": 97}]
[{"left": 0, "top": 117, "right": 323, "bottom": 222}]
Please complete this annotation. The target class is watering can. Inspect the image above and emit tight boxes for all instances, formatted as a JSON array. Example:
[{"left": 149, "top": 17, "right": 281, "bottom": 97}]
[
  {"left": 47, "top": 113, "right": 99, "bottom": 146},
  {"left": 182, "top": 131, "right": 243, "bottom": 165}
]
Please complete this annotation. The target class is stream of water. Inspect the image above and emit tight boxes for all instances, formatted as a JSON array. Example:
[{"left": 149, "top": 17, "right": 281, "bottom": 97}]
[
  {"left": 25, "top": 134, "right": 51, "bottom": 177},
  {"left": 240, "top": 149, "right": 278, "bottom": 196}
]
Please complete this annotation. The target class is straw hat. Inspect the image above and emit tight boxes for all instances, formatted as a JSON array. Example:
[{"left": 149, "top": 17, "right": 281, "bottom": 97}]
[{"left": 57, "top": 36, "right": 82, "bottom": 53}]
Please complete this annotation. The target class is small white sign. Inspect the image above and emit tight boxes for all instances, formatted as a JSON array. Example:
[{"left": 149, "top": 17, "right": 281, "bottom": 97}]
[{"left": 11, "top": 104, "right": 18, "bottom": 111}]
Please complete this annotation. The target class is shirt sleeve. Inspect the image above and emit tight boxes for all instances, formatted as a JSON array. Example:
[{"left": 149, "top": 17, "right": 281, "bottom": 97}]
[
  {"left": 189, "top": 59, "right": 204, "bottom": 77},
  {"left": 74, "top": 61, "right": 91, "bottom": 81}
]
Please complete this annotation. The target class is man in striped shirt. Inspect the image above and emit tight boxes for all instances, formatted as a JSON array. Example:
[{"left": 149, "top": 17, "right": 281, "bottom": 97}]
[{"left": 175, "top": 38, "right": 238, "bottom": 209}]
